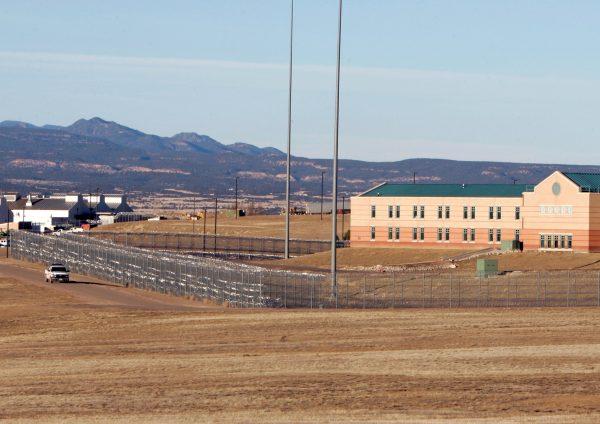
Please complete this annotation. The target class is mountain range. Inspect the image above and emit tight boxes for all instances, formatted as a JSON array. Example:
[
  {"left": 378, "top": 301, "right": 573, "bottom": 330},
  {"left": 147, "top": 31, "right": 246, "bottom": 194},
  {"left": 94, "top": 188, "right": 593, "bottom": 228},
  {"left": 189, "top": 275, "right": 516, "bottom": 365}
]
[{"left": 1, "top": 117, "right": 599, "bottom": 198}]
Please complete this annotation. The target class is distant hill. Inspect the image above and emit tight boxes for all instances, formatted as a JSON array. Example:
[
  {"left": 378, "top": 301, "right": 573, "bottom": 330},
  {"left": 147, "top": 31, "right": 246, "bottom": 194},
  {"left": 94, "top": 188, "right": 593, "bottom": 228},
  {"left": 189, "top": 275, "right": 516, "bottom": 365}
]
[{"left": 1, "top": 117, "right": 599, "bottom": 197}]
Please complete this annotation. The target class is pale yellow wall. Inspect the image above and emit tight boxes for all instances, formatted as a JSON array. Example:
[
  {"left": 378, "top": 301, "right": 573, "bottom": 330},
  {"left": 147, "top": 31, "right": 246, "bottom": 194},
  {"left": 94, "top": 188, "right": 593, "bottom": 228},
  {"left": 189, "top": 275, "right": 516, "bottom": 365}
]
[
  {"left": 522, "top": 171, "right": 592, "bottom": 251},
  {"left": 351, "top": 194, "right": 523, "bottom": 247},
  {"left": 351, "top": 172, "right": 600, "bottom": 252}
]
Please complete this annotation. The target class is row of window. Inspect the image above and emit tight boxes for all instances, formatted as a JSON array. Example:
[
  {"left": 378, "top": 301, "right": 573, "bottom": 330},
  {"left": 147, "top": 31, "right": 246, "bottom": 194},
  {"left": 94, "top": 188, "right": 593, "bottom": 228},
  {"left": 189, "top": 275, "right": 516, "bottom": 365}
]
[
  {"left": 372, "top": 227, "right": 520, "bottom": 242},
  {"left": 540, "top": 234, "right": 573, "bottom": 250},
  {"left": 372, "top": 205, "right": 521, "bottom": 220}
]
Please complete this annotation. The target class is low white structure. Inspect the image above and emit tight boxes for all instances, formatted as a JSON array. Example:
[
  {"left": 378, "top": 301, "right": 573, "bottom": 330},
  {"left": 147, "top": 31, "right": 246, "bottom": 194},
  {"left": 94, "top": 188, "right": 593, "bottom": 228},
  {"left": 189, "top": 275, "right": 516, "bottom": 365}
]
[{"left": 10, "top": 194, "right": 90, "bottom": 232}]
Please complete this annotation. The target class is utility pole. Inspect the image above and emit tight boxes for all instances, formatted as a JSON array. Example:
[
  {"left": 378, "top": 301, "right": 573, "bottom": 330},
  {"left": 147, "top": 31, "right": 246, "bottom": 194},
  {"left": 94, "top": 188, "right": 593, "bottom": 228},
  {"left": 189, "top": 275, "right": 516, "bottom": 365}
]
[
  {"left": 203, "top": 206, "right": 207, "bottom": 251},
  {"left": 413, "top": 172, "right": 416, "bottom": 184},
  {"left": 320, "top": 171, "right": 325, "bottom": 221},
  {"left": 284, "top": 0, "right": 294, "bottom": 259},
  {"left": 234, "top": 177, "right": 239, "bottom": 219},
  {"left": 341, "top": 196, "right": 346, "bottom": 239},
  {"left": 330, "top": 0, "right": 343, "bottom": 299},
  {"left": 192, "top": 196, "right": 196, "bottom": 233},
  {"left": 214, "top": 197, "right": 218, "bottom": 254},
  {"left": 5, "top": 194, "right": 9, "bottom": 258}
]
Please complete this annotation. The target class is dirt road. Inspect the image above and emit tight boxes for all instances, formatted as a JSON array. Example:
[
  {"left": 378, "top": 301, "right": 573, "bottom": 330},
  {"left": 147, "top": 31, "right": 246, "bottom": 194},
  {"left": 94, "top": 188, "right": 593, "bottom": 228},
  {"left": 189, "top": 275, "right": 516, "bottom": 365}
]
[{"left": 0, "top": 258, "right": 207, "bottom": 311}]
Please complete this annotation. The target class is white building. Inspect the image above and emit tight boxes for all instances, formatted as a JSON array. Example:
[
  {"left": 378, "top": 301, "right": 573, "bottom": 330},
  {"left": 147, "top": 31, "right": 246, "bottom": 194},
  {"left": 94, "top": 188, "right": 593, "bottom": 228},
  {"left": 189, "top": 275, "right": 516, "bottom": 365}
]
[
  {"left": 9, "top": 194, "right": 90, "bottom": 232},
  {"left": 71, "top": 194, "right": 134, "bottom": 225}
]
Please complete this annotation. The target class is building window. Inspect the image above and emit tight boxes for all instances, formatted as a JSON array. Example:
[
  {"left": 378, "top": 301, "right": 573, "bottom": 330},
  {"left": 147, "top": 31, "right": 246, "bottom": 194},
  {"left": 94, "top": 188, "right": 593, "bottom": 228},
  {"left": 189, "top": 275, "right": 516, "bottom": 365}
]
[
  {"left": 395, "top": 227, "right": 400, "bottom": 240},
  {"left": 471, "top": 206, "right": 476, "bottom": 219},
  {"left": 496, "top": 206, "right": 502, "bottom": 220},
  {"left": 370, "top": 226, "right": 376, "bottom": 240},
  {"left": 488, "top": 229, "right": 494, "bottom": 242},
  {"left": 445, "top": 228, "right": 450, "bottom": 241},
  {"left": 463, "top": 206, "right": 468, "bottom": 219},
  {"left": 388, "top": 227, "right": 393, "bottom": 240},
  {"left": 554, "top": 235, "right": 559, "bottom": 249},
  {"left": 445, "top": 206, "right": 450, "bottom": 219},
  {"left": 471, "top": 228, "right": 476, "bottom": 242},
  {"left": 463, "top": 228, "right": 468, "bottom": 242},
  {"left": 515, "top": 206, "right": 521, "bottom": 220},
  {"left": 395, "top": 205, "right": 400, "bottom": 218},
  {"left": 420, "top": 227, "right": 425, "bottom": 241},
  {"left": 496, "top": 229, "right": 502, "bottom": 242},
  {"left": 568, "top": 235, "right": 573, "bottom": 249},
  {"left": 412, "top": 227, "right": 418, "bottom": 241},
  {"left": 515, "top": 229, "right": 520, "bottom": 241},
  {"left": 388, "top": 205, "right": 393, "bottom": 218},
  {"left": 437, "top": 228, "right": 443, "bottom": 241},
  {"left": 371, "top": 205, "right": 376, "bottom": 218},
  {"left": 540, "top": 234, "right": 545, "bottom": 248},
  {"left": 413, "top": 205, "right": 418, "bottom": 219},
  {"left": 420, "top": 206, "right": 425, "bottom": 219},
  {"left": 489, "top": 207, "right": 494, "bottom": 220},
  {"left": 547, "top": 235, "right": 552, "bottom": 249},
  {"left": 438, "top": 206, "right": 443, "bottom": 219},
  {"left": 560, "top": 235, "right": 566, "bottom": 249}
]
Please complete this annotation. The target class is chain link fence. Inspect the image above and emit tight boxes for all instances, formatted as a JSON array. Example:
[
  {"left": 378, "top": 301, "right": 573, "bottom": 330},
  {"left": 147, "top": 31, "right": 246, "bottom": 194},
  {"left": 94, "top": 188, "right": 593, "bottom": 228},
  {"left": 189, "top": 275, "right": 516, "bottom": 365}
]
[
  {"left": 9, "top": 231, "right": 600, "bottom": 309},
  {"left": 85, "top": 231, "right": 335, "bottom": 257}
]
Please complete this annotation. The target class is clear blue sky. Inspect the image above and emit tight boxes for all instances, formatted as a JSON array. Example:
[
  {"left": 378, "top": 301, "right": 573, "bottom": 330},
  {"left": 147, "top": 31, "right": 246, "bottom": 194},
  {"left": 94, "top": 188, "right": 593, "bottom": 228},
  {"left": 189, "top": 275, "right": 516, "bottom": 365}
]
[{"left": 1, "top": 0, "right": 600, "bottom": 164}]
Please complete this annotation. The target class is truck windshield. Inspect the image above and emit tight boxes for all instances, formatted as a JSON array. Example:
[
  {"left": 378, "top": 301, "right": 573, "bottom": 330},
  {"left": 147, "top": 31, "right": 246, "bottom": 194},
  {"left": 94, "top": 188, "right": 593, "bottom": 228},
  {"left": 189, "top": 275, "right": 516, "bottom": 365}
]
[{"left": 51, "top": 266, "right": 67, "bottom": 272}]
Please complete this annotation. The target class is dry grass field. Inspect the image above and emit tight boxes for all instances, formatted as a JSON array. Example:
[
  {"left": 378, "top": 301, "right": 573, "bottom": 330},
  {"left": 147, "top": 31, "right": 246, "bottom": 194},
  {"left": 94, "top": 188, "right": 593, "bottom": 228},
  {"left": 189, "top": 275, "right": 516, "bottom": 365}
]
[
  {"left": 96, "top": 214, "right": 347, "bottom": 240},
  {"left": 3, "top": 265, "right": 600, "bottom": 422}
]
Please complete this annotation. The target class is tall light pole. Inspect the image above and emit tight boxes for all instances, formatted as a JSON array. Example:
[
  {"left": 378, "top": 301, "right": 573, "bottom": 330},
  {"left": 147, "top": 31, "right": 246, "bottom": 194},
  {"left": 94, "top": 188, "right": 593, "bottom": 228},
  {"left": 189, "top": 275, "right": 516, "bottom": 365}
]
[
  {"left": 284, "top": 0, "right": 294, "bottom": 259},
  {"left": 331, "top": 0, "right": 343, "bottom": 299}
]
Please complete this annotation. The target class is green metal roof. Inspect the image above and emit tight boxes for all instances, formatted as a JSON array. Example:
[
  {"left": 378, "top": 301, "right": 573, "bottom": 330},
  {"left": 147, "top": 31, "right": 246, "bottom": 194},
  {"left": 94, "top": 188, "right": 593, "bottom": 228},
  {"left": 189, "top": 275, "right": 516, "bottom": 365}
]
[
  {"left": 564, "top": 173, "right": 600, "bottom": 192},
  {"left": 361, "top": 183, "right": 530, "bottom": 198}
]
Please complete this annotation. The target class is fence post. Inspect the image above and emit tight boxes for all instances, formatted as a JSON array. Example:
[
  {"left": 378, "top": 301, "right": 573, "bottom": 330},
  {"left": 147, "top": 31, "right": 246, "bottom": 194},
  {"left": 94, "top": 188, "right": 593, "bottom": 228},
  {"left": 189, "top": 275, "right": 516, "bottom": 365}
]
[
  {"left": 567, "top": 271, "right": 571, "bottom": 307},
  {"left": 419, "top": 273, "right": 423, "bottom": 308},
  {"left": 457, "top": 276, "right": 461, "bottom": 308},
  {"left": 544, "top": 273, "right": 547, "bottom": 306},
  {"left": 363, "top": 275, "right": 366, "bottom": 309},
  {"left": 449, "top": 274, "right": 452, "bottom": 308},
  {"left": 345, "top": 278, "right": 349, "bottom": 307},
  {"left": 284, "top": 274, "right": 288, "bottom": 308},
  {"left": 392, "top": 272, "right": 396, "bottom": 309},
  {"left": 506, "top": 276, "right": 510, "bottom": 308}
]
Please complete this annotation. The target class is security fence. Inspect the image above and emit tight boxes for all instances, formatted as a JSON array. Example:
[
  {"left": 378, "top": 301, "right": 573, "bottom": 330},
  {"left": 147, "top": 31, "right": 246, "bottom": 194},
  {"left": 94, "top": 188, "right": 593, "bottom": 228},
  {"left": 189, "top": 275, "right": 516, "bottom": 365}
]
[
  {"left": 9, "top": 231, "right": 600, "bottom": 309},
  {"left": 84, "top": 231, "right": 335, "bottom": 257}
]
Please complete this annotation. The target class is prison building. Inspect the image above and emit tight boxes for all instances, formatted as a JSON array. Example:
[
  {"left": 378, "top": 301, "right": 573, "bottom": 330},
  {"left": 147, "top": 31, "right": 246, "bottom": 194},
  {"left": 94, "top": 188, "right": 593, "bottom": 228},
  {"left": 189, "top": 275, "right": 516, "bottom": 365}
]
[{"left": 350, "top": 171, "right": 600, "bottom": 253}]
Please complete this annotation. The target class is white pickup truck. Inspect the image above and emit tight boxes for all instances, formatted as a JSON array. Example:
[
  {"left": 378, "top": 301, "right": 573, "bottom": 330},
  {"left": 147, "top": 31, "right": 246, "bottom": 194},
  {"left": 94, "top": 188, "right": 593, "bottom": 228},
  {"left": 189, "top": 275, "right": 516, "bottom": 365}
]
[{"left": 44, "top": 263, "right": 70, "bottom": 284}]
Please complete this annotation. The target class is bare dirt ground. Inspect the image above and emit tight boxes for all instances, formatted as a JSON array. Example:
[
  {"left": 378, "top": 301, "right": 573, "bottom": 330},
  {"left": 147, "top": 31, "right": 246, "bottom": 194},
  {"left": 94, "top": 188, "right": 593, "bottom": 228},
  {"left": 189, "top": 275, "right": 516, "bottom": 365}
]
[
  {"left": 96, "top": 214, "right": 347, "bottom": 240},
  {"left": 2, "top": 258, "right": 600, "bottom": 422},
  {"left": 259, "top": 247, "right": 475, "bottom": 271},
  {"left": 458, "top": 251, "right": 600, "bottom": 272},
  {"left": 262, "top": 249, "right": 600, "bottom": 273}
]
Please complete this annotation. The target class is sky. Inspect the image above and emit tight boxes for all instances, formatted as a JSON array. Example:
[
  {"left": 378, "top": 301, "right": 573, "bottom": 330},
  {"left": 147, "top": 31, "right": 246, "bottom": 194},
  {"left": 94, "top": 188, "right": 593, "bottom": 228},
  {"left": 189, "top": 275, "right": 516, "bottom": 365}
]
[{"left": 1, "top": 0, "right": 600, "bottom": 164}]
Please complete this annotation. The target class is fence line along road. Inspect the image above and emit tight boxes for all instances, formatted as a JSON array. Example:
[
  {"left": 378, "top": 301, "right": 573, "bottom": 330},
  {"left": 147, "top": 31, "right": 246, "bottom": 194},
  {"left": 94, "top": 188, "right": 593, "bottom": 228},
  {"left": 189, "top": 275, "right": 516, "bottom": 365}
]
[
  {"left": 9, "top": 231, "right": 600, "bottom": 309},
  {"left": 84, "top": 231, "right": 341, "bottom": 257}
]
